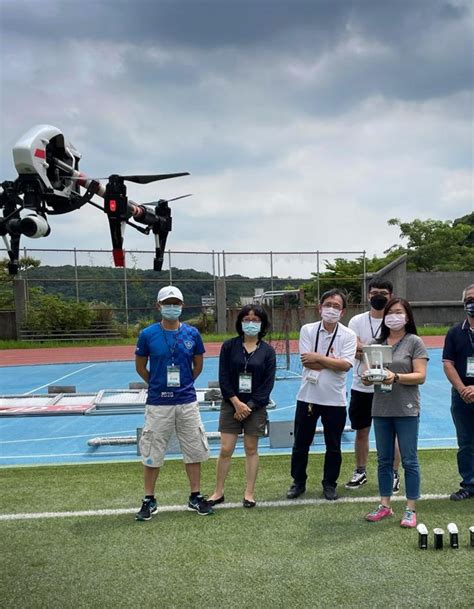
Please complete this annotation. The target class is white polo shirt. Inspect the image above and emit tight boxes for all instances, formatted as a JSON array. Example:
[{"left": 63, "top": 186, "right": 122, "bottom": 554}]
[
  {"left": 349, "top": 311, "right": 383, "bottom": 393},
  {"left": 297, "top": 321, "right": 357, "bottom": 407}
]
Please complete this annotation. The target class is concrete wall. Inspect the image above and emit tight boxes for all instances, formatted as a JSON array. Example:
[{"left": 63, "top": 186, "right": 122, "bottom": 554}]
[
  {"left": 0, "top": 311, "right": 17, "bottom": 340},
  {"left": 407, "top": 272, "right": 473, "bottom": 302},
  {"left": 371, "top": 254, "right": 408, "bottom": 299}
]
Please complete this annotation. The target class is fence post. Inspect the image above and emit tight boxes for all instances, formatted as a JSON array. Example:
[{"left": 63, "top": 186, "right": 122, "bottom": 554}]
[
  {"left": 74, "top": 248, "right": 79, "bottom": 303},
  {"left": 123, "top": 254, "right": 129, "bottom": 330},
  {"left": 215, "top": 277, "right": 227, "bottom": 334},
  {"left": 13, "top": 278, "right": 27, "bottom": 338},
  {"left": 316, "top": 250, "right": 320, "bottom": 303}
]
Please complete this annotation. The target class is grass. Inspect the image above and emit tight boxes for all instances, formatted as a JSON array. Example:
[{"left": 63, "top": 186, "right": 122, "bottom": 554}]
[
  {"left": 0, "top": 327, "right": 447, "bottom": 350},
  {"left": 1, "top": 450, "right": 472, "bottom": 609}
]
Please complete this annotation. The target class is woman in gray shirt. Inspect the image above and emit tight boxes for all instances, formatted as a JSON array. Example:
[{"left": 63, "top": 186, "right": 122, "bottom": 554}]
[{"left": 362, "top": 298, "right": 429, "bottom": 528}]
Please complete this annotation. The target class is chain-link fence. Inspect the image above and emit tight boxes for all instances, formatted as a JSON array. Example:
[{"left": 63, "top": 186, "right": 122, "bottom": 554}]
[{"left": 1, "top": 247, "right": 367, "bottom": 333}]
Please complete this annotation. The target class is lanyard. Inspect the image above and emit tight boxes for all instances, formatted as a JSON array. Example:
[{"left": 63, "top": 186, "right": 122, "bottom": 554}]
[
  {"left": 368, "top": 315, "right": 383, "bottom": 339},
  {"left": 242, "top": 341, "right": 260, "bottom": 373},
  {"left": 384, "top": 333, "right": 407, "bottom": 358},
  {"left": 464, "top": 320, "right": 474, "bottom": 354},
  {"left": 314, "top": 322, "right": 338, "bottom": 357},
  {"left": 160, "top": 323, "right": 181, "bottom": 364}
]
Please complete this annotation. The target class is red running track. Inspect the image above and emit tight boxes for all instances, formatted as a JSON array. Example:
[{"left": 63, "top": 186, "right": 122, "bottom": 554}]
[{"left": 0, "top": 336, "right": 445, "bottom": 367}]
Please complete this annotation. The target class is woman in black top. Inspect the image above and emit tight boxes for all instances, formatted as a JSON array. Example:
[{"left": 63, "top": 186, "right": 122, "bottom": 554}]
[{"left": 208, "top": 304, "right": 276, "bottom": 508}]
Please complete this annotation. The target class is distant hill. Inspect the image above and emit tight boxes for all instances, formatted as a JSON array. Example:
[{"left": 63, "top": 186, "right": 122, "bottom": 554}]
[{"left": 25, "top": 265, "right": 305, "bottom": 322}]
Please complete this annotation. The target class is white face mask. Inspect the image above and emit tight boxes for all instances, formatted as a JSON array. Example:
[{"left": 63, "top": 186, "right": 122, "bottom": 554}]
[
  {"left": 384, "top": 313, "right": 406, "bottom": 331},
  {"left": 321, "top": 307, "right": 342, "bottom": 323}
]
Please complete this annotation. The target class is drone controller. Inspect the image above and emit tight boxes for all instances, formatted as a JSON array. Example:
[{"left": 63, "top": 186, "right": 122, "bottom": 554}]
[{"left": 361, "top": 345, "right": 393, "bottom": 384}]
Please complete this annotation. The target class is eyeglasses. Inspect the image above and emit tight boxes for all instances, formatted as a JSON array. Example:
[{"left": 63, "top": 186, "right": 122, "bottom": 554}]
[
  {"left": 369, "top": 291, "right": 391, "bottom": 297},
  {"left": 322, "top": 303, "right": 343, "bottom": 311}
]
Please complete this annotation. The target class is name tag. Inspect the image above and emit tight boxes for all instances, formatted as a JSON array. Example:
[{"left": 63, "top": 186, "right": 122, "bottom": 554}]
[
  {"left": 167, "top": 365, "right": 181, "bottom": 387},
  {"left": 376, "top": 383, "right": 393, "bottom": 394},
  {"left": 467, "top": 357, "right": 474, "bottom": 377},
  {"left": 239, "top": 373, "right": 252, "bottom": 393}
]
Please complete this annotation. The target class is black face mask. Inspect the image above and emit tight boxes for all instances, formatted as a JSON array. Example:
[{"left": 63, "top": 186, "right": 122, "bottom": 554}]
[{"left": 370, "top": 295, "right": 388, "bottom": 311}]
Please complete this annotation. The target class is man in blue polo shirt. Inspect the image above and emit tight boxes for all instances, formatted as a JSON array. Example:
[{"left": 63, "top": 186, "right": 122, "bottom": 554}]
[
  {"left": 134, "top": 285, "right": 213, "bottom": 520},
  {"left": 442, "top": 284, "right": 474, "bottom": 501}
]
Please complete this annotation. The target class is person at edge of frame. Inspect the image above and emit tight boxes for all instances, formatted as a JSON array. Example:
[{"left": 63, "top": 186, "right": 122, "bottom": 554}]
[
  {"left": 442, "top": 283, "right": 474, "bottom": 501},
  {"left": 345, "top": 278, "right": 402, "bottom": 493},
  {"left": 207, "top": 304, "right": 276, "bottom": 509},
  {"left": 363, "top": 298, "right": 429, "bottom": 528},
  {"left": 134, "top": 285, "right": 214, "bottom": 521},
  {"left": 286, "top": 288, "right": 357, "bottom": 501}
]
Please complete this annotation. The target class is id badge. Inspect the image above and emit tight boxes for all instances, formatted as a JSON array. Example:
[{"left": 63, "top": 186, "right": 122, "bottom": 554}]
[
  {"left": 167, "top": 365, "right": 181, "bottom": 387},
  {"left": 376, "top": 383, "right": 393, "bottom": 394},
  {"left": 239, "top": 373, "right": 252, "bottom": 393},
  {"left": 467, "top": 357, "right": 474, "bottom": 377}
]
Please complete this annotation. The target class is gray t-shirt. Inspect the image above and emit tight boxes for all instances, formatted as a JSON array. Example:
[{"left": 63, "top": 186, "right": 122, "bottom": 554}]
[{"left": 371, "top": 334, "right": 429, "bottom": 417}]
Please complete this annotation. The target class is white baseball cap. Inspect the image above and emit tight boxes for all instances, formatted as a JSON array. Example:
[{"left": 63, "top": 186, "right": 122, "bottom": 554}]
[{"left": 157, "top": 285, "right": 184, "bottom": 303}]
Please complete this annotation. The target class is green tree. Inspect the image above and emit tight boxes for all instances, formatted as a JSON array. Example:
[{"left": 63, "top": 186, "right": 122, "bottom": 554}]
[
  {"left": 386, "top": 215, "right": 473, "bottom": 271},
  {"left": 0, "top": 256, "right": 41, "bottom": 309}
]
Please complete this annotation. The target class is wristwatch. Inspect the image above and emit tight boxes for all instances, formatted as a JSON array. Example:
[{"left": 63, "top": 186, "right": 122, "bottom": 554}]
[{"left": 393, "top": 373, "right": 400, "bottom": 383}]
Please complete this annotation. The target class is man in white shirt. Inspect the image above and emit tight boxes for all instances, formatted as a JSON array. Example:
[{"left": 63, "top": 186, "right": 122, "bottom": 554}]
[
  {"left": 344, "top": 279, "right": 400, "bottom": 491},
  {"left": 287, "top": 289, "right": 357, "bottom": 501}
]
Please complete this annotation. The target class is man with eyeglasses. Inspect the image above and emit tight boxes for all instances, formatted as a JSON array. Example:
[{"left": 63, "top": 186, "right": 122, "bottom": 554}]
[
  {"left": 345, "top": 279, "right": 401, "bottom": 492},
  {"left": 287, "top": 288, "right": 357, "bottom": 501},
  {"left": 442, "top": 284, "right": 474, "bottom": 501}
]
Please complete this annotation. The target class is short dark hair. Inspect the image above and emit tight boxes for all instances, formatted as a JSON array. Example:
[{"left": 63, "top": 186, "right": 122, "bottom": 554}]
[
  {"left": 368, "top": 278, "right": 393, "bottom": 293},
  {"left": 378, "top": 297, "right": 418, "bottom": 342},
  {"left": 236, "top": 304, "right": 270, "bottom": 338},
  {"left": 320, "top": 288, "right": 347, "bottom": 309}
]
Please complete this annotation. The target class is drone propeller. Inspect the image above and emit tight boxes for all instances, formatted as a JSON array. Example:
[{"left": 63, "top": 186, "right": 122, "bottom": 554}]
[
  {"left": 65, "top": 172, "right": 189, "bottom": 184},
  {"left": 120, "top": 173, "right": 190, "bottom": 184},
  {"left": 140, "top": 194, "right": 192, "bottom": 206}
]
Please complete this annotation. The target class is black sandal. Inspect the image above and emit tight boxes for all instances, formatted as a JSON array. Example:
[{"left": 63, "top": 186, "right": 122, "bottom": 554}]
[
  {"left": 243, "top": 498, "right": 256, "bottom": 508},
  {"left": 208, "top": 495, "right": 225, "bottom": 506}
]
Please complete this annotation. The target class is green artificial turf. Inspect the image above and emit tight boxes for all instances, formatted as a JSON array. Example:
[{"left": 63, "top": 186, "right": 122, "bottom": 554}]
[{"left": 1, "top": 450, "right": 473, "bottom": 609}]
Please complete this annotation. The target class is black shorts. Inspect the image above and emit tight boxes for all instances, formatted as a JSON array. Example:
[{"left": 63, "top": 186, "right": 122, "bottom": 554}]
[
  {"left": 218, "top": 400, "right": 267, "bottom": 437},
  {"left": 348, "top": 390, "right": 374, "bottom": 430}
]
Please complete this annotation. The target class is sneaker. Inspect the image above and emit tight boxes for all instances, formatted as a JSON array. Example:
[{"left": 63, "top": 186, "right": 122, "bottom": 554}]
[
  {"left": 365, "top": 504, "right": 393, "bottom": 522},
  {"left": 188, "top": 495, "right": 214, "bottom": 515},
  {"left": 393, "top": 472, "right": 401, "bottom": 494},
  {"left": 450, "top": 488, "right": 473, "bottom": 501},
  {"left": 400, "top": 508, "right": 417, "bottom": 528},
  {"left": 135, "top": 497, "right": 158, "bottom": 521},
  {"left": 345, "top": 470, "right": 367, "bottom": 489}
]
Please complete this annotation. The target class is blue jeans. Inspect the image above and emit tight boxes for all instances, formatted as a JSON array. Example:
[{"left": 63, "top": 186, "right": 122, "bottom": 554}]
[
  {"left": 451, "top": 390, "right": 474, "bottom": 492},
  {"left": 373, "top": 416, "right": 420, "bottom": 500}
]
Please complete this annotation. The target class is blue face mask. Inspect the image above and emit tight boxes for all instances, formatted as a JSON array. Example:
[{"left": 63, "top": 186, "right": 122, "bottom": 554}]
[
  {"left": 465, "top": 301, "right": 474, "bottom": 317},
  {"left": 242, "top": 321, "right": 261, "bottom": 337},
  {"left": 161, "top": 304, "right": 182, "bottom": 320}
]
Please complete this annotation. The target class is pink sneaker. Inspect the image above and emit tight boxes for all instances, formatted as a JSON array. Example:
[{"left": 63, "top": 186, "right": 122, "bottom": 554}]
[
  {"left": 365, "top": 504, "right": 393, "bottom": 522},
  {"left": 400, "top": 508, "right": 417, "bottom": 528}
]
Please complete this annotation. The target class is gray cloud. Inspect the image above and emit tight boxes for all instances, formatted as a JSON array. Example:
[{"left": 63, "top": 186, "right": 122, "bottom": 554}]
[{"left": 0, "top": 0, "right": 472, "bottom": 270}]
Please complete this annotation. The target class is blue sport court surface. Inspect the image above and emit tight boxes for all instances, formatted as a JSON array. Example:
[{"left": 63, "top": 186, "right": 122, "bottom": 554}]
[{"left": 0, "top": 349, "right": 456, "bottom": 466}]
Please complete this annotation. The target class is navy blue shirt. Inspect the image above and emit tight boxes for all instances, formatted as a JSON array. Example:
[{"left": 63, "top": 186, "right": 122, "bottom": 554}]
[
  {"left": 135, "top": 322, "right": 205, "bottom": 405},
  {"left": 442, "top": 319, "right": 474, "bottom": 386},
  {"left": 219, "top": 336, "right": 276, "bottom": 409}
]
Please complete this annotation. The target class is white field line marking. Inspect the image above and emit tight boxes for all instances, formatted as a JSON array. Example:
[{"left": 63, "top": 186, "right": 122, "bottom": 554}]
[
  {"left": 0, "top": 430, "right": 138, "bottom": 444},
  {"left": 24, "top": 364, "right": 97, "bottom": 395},
  {"left": 0, "top": 450, "right": 137, "bottom": 460},
  {"left": 0, "top": 494, "right": 450, "bottom": 522}
]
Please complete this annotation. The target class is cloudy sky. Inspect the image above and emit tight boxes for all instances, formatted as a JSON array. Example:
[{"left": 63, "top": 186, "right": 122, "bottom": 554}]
[{"left": 0, "top": 0, "right": 472, "bottom": 277}]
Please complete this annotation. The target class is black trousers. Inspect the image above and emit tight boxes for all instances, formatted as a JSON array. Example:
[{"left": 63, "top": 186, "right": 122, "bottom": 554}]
[{"left": 290, "top": 400, "right": 347, "bottom": 488}]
